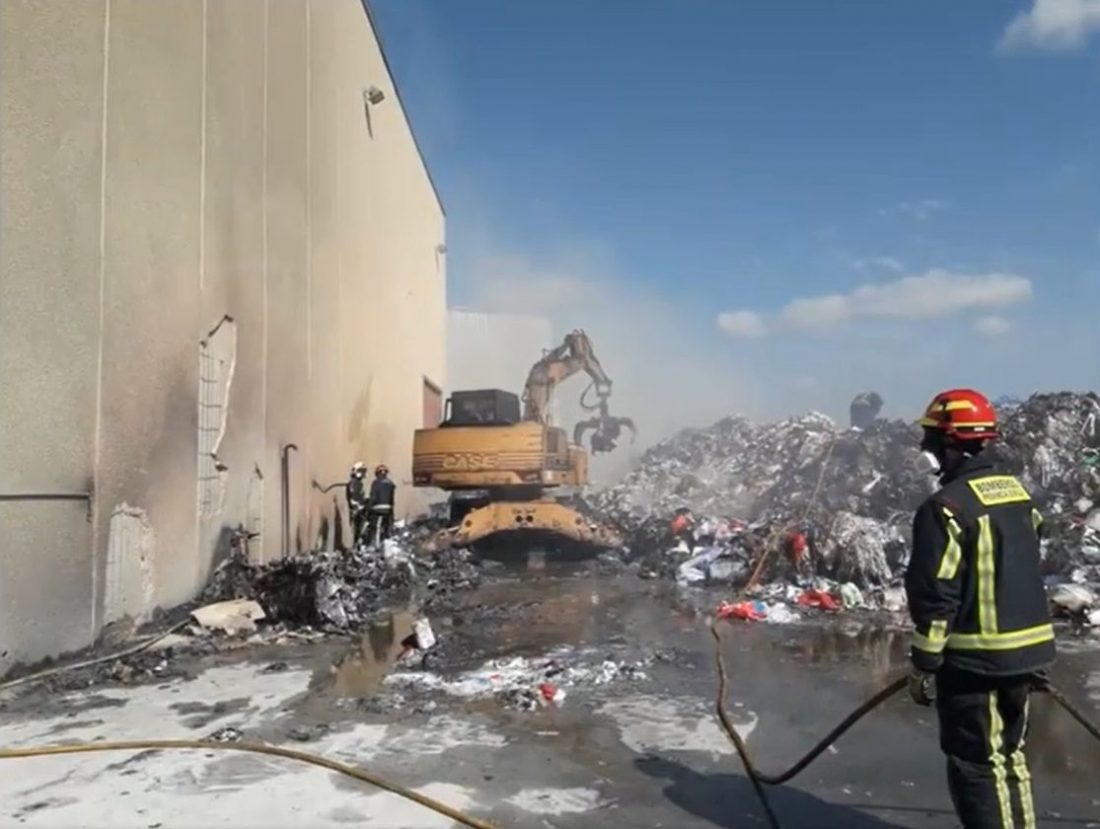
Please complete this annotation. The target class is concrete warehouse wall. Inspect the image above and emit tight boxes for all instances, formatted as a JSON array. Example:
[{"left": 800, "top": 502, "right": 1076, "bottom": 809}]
[{"left": 0, "top": 0, "right": 445, "bottom": 675}]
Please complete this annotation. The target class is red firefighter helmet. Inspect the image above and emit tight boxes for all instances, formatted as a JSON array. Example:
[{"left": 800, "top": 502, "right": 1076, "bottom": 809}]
[{"left": 918, "top": 388, "right": 998, "bottom": 441}]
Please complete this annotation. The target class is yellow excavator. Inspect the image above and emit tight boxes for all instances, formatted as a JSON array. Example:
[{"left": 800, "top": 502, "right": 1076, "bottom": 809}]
[{"left": 412, "top": 330, "right": 635, "bottom": 553}]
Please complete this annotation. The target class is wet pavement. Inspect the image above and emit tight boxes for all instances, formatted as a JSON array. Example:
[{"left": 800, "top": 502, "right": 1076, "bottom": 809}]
[{"left": 1, "top": 565, "right": 1099, "bottom": 828}]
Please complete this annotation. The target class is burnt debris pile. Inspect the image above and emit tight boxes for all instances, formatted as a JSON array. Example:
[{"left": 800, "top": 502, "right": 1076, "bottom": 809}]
[
  {"left": 593, "top": 392, "right": 1100, "bottom": 606},
  {"left": 991, "top": 393, "right": 1100, "bottom": 577},
  {"left": 203, "top": 531, "right": 481, "bottom": 630}
]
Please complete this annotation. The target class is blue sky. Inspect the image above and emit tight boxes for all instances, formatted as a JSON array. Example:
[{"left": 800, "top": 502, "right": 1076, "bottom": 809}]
[{"left": 372, "top": 0, "right": 1100, "bottom": 434}]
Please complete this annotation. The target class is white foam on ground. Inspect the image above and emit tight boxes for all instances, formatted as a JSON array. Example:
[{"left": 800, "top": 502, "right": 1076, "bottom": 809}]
[
  {"left": 506, "top": 786, "right": 605, "bottom": 814},
  {"left": 597, "top": 694, "right": 756, "bottom": 758},
  {"left": 0, "top": 662, "right": 313, "bottom": 745},
  {"left": 377, "top": 715, "right": 507, "bottom": 755},
  {"left": 3, "top": 750, "right": 480, "bottom": 828},
  {"left": 0, "top": 664, "right": 503, "bottom": 827},
  {"left": 357, "top": 783, "right": 480, "bottom": 828},
  {"left": 1086, "top": 667, "right": 1100, "bottom": 704}
]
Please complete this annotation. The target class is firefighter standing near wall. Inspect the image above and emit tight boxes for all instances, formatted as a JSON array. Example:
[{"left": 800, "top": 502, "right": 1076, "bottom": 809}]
[
  {"left": 347, "top": 462, "right": 368, "bottom": 547},
  {"left": 366, "top": 464, "right": 396, "bottom": 546},
  {"left": 905, "top": 388, "right": 1055, "bottom": 829}
]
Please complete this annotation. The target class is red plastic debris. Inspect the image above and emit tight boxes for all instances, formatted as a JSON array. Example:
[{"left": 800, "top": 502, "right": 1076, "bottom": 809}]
[
  {"left": 716, "top": 601, "right": 767, "bottom": 622},
  {"left": 785, "top": 530, "right": 808, "bottom": 563},
  {"left": 538, "top": 682, "right": 558, "bottom": 701},
  {"left": 796, "top": 589, "right": 841, "bottom": 611}
]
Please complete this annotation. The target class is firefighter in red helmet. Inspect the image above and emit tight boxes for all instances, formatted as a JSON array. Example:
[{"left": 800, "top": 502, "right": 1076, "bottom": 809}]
[{"left": 906, "top": 388, "right": 1054, "bottom": 829}]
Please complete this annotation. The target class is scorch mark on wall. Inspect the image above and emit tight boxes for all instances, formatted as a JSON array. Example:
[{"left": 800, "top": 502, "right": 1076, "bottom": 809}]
[
  {"left": 197, "top": 316, "right": 237, "bottom": 520},
  {"left": 247, "top": 463, "right": 264, "bottom": 563}
]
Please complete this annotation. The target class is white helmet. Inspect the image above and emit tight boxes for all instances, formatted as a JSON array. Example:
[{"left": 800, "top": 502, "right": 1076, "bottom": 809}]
[{"left": 351, "top": 461, "right": 366, "bottom": 475}]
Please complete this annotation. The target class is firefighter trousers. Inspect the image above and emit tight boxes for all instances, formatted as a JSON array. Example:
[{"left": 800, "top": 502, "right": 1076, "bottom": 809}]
[
  {"left": 366, "top": 509, "right": 393, "bottom": 546},
  {"left": 935, "top": 667, "right": 1037, "bottom": 829}
]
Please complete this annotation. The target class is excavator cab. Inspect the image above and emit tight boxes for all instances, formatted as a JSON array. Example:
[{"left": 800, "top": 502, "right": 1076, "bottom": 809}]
[{"left": 442, "top": 390, "right": 521, "bottom": 427}]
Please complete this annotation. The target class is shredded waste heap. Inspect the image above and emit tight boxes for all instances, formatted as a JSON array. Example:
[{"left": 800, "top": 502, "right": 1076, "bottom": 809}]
[{"left": 591, "top": 392, "right": 1100, "bottom": 623}]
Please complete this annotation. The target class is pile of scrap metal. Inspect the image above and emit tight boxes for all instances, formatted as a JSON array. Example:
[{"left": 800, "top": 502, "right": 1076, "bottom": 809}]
[{"left": 594, "top": 392, "right": 1100, "bottom": 620}]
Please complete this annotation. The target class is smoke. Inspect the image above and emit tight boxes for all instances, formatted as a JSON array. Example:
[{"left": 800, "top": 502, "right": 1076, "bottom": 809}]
[{"left": 451, "top": 246, "right": 762, "bottom": 484}]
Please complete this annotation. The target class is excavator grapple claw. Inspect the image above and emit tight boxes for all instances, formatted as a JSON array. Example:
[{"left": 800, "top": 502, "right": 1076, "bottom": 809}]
[{"left": 573, "top": 404, "right": 637, "bottom": 455}]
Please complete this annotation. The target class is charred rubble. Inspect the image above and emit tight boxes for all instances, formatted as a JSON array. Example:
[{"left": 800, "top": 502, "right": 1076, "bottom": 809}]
[
  {"left": 592, "top": 392, "right": 1100, "bottom": 620},
  {"left": 0, "top": 526, "right": 486, "bottom": 693},
  {"left": 203, "top": 524, "right": 481, "bottom": 631}
]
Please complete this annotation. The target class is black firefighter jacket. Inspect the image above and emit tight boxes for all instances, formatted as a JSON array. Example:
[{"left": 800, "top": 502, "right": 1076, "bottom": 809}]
[
  {"left": 369, "top": 476, "right": 396, "bottom": 512},
  {"left": 347, "top": 476, "right": 366, "bottom": 513},
  {"left": 905, "top": 452, "right": 1056, "bottom": 677}
]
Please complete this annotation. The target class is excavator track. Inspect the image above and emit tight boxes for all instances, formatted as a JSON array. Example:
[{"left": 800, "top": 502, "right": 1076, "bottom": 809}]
[{"left": 425, "top": 499, "right": 621, "bottom": 555}]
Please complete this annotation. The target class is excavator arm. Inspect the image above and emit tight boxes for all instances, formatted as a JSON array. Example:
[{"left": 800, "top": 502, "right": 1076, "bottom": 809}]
[
  {"left": 521, "top": 329, "right": 636, "bottom": 454},
  {"left": 521, "top": 330, "right": 612, "bottom": 425}
]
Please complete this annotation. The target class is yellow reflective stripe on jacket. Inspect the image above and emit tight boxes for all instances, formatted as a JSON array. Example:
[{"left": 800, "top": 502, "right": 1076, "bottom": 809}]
[
  {"left": 912, "top": 619, "right": 949, "bottom": 654},
  {"left": 1030, "top": 507, "right": 1043, "bottom": 533},
  {"left": 977, "top": 515, "right": 999, "bottom": 634},
  {"left": 935, "top": 507, "right": 964, "bottom": 580},
  {"left": 947, "top": 623, "right": 1055, "bottom": 651}
]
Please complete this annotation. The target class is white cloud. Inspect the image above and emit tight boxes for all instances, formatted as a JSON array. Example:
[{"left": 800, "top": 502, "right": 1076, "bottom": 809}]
[
  {"left": 879, "top": 200, "right": 947, "bottom": 222},
  {"left": 780, "top": 270, "right": 1033, "bottom": 331},
  {"left": 716, "top": 310, "right": 768, "bottom": 338},
  {"left": 853, "top": 256, "right": 905, "bottom": 273},
  {"left": 1000, "top": 0, "right": 1100, "bottom": 52},
  {"left": 974, "top": 316, "right": 1013, "bottom": 336}
]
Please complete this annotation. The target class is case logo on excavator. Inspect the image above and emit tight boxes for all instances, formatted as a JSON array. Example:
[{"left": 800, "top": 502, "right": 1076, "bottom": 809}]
[{"left": 442, "top": 452, "right": 499, "bottom": 470}]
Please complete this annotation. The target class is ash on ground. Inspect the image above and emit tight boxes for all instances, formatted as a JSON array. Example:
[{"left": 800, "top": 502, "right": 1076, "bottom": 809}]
[{"left": 592, "top": 392, "right": 1100, "bottom": 628}]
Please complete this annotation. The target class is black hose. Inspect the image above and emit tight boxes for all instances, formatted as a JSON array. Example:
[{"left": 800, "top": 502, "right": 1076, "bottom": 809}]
[
  {"left": 711, "top": 621, "right": 1100, "bottom": 829},
  {"left": 711, "top": 622, "right": 783, "bottom": 828},
  {"left": 1040, "top": 680, "right": 1100, "bottom": 743}
]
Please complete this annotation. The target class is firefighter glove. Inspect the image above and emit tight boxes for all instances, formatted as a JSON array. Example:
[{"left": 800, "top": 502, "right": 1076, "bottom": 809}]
[
  {"left": 907, "top": 668, "right": 936, "bottom": 707},
  {"left": 1030, "top": 668, "right": 1051, "bottom": 692}
]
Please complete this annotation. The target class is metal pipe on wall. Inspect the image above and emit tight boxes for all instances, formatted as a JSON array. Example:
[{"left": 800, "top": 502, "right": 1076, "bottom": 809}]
[
  {"left": 280, "top": 444, "right": 299, "bottom": 558},
  {"left": 0, "top": 492, "right": 94, "bottom": 521}
]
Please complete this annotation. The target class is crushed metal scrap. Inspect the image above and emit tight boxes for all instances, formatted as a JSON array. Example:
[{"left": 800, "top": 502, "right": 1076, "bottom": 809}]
[{"left": 591, "top": 392, "right": 1100, "bottom": 620}]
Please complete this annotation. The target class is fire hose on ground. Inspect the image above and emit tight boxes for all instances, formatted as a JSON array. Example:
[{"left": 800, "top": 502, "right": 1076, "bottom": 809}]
[{"left": 1, "top": 627, "right": 1098, "bottom": 829}]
